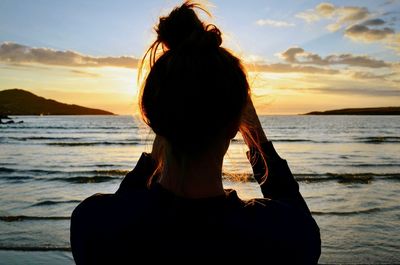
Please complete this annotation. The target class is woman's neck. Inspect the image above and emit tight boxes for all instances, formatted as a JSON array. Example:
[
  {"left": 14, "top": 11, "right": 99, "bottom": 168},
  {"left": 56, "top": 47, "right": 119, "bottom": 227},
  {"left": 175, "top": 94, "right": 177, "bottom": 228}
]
[{"left": 158, "top": 149, "right": 225, "bottom": 199}]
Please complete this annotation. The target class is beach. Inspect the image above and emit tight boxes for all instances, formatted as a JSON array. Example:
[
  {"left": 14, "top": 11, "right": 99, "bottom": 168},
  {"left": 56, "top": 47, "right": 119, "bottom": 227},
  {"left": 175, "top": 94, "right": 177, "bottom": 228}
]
[{"left": 0, "top": 115, "right": 399, "bottom": 264}]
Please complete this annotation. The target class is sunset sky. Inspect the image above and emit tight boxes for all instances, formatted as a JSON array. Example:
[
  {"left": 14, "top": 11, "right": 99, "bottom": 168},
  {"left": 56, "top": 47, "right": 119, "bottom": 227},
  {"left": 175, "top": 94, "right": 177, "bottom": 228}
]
[{"left": 0, "top": 0, "right": 399, "bottom": 114}]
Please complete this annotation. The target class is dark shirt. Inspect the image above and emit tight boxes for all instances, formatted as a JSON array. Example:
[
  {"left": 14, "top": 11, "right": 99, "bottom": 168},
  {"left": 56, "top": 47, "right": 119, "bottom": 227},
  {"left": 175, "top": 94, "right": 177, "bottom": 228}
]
[{"left": 71, "top": 141, "right": 321, "bottom": 264}]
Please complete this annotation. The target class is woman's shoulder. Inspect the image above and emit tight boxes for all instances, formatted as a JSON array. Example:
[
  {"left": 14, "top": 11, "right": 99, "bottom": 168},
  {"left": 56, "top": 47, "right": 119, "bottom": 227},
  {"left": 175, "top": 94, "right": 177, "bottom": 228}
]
[
  {"left": 225, "top": 190, "right": 319, "bottom": 234},
  {"left": 72, "top": 189, "right": 150, "bottom": 221},
  {"left": 239, "top": 197, "right": 320, "bottom": 261},
  {"left": 70, "top": 193, "right": 116, "bottom": 261},
  {"left": 243, "top": 196, "right": 318, "bottom": 227},
  {"left": 71, "top": 193, "right": 114, "bottom": 224}
]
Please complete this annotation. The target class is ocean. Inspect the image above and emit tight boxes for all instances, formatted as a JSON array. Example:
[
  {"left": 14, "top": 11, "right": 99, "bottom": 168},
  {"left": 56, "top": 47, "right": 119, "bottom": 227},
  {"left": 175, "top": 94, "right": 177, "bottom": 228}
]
[{"left": 0, "top": 115, "right": 399, "bottom": 264}]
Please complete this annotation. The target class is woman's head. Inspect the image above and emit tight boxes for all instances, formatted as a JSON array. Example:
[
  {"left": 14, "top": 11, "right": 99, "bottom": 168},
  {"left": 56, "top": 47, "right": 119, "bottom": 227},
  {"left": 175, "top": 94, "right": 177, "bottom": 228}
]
[{"left": 139, "top": 2, "right": 249, "bottom": 154}]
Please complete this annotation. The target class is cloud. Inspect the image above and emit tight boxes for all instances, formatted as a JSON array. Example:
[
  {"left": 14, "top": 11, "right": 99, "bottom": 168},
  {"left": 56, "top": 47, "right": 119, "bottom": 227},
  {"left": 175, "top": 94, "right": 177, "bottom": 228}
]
[
  {"left": 322, "top": 54, "right": 389, "bottom": 68},
  {"left": 70, "top": 70, "right": 100, "bottom": 78},
  {"left": 295, "top": 9, "right": 321, "bottom": 23},
  {"left": 280, "top": 47, "right": 305, "bottom": 63},
  {"left": 345, "top": 25, "right": 394, "bottom": 42},
  {"left": 386, "top": 33, "right": 400, "bottom": 54},
  {"left": 296, "top": 2, "right": 397, "bottom": 47},
  {"left": 351, "top": 71, "right": 395, "bottom": 80},
  {"left": 333, "top": 6, "right": 369, "bottom": 25},
  {"left": 280, "top": 47, "right": 390, "bottom": 68},
  {"left": 382, "top": 0, "right": 398, "bottom": 6},
  {"left": 361, "top": 18, "right": 386, "bottom": 26},
  {"left": 0, "top": 42, "right": 139, "bottom": 68},
  {"left": 256, "top": 19, "right": 295, "bottom": 27},
  {"left": 296, "top": 2, "right": 369, "bottom": 31},
  {"left": 250, "top": 63, "right": 339, "bottom": 74},
  {"left": 316, "top": 3, "right": 335, "bottom": 17}
]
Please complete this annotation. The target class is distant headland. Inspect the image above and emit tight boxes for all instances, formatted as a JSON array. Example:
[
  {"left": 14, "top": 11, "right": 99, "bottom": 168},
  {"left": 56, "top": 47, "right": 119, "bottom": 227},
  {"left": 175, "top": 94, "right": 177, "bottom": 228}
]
[
  {"left": 303, "top": 107, "right": 400, "bottom": 115},
  {"left": 0, "top": 89, "right": 114, "bottom": 115}
]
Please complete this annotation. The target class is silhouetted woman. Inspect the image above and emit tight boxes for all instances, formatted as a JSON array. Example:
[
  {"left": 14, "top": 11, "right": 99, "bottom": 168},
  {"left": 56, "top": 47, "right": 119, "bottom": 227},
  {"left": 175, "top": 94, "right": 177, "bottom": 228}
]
[{"left": 71, "top": 2, "right": 320, "bottom": 264}]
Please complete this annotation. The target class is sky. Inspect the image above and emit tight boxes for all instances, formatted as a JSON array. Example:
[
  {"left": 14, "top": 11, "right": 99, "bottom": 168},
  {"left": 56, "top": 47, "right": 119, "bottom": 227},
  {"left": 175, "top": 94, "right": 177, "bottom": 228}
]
[{"left": 0, "top": 0, "right": 399, "bottom": 114}]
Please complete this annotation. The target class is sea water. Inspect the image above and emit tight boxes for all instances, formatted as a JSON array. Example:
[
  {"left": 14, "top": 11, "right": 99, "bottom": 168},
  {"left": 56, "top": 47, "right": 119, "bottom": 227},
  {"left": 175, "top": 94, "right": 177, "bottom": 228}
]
[{"left": 0, "top": 115, "right": 399, "bottom": 264}]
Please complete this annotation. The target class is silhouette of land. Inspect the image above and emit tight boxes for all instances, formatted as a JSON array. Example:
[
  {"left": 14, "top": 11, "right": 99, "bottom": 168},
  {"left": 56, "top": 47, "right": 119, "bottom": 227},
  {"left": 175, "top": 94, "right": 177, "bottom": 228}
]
[
  {"left": 304, "top": 107, "right": 400, "bottom": 115},
  {"left": 0, "top": 89, "right": 114, "bottom": 115}
]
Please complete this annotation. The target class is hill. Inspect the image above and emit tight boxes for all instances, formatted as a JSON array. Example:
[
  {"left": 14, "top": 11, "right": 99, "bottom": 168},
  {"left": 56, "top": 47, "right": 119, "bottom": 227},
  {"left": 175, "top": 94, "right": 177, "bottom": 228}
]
[
  {"left": 304, "top": 107, "right": 400, "bottom": 115},
  {"left": 0, "top": 89, "right": 114, "bottom": 115}
]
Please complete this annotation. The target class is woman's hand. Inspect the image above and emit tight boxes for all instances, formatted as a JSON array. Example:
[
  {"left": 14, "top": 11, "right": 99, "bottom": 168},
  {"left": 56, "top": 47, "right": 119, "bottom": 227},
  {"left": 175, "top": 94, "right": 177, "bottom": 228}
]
[{"left": 240, "top": 97, "right": 268, "bottom": 147}]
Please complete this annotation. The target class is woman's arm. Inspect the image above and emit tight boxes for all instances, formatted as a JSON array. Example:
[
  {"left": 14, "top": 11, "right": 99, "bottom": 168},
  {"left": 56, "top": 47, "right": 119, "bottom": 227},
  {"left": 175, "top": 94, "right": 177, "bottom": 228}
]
[
  {"left": 241, "top": 98, "right": 310, "bottom": 214},
  {"left": 116, "top": 135, "right": 164, "bottom": 193},
  {"left": 117, "top": 152, "right": 157, "bottom": 194}
]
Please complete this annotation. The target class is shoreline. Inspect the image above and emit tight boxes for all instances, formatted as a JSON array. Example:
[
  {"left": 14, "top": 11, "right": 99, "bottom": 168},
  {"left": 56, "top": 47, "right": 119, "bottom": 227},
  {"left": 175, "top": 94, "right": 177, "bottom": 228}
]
[{"left": 302, "top": 106, "right": 400, "bottom": 115}]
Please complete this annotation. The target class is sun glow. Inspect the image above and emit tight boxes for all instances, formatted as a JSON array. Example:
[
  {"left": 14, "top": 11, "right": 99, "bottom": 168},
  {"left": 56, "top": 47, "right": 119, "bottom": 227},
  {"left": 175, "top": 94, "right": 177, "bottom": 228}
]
[{"left": 0, "top": 63, "right": 140, "bottom": 114}]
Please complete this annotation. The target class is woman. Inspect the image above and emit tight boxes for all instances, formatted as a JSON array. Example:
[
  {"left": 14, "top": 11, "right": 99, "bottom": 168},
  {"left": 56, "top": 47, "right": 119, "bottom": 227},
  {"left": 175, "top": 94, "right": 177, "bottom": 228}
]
[{"left": 71, "top": 2, "right": 320, "bottom": 264}]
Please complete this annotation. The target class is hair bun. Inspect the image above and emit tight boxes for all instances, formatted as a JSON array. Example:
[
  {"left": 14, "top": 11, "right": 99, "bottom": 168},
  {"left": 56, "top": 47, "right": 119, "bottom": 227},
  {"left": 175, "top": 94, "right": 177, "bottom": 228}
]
[
  {"left": 203, "top": 24, "right": 222, "bottom": 48},
  {"left": 156, "top": 2, "right": 222, "bottom": 50}
]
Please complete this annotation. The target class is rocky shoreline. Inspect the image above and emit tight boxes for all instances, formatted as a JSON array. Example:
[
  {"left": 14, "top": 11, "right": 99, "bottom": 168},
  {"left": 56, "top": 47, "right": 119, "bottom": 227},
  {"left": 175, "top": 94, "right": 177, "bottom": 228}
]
[{"left": 0, "top": 114, "right": 23, "bottom": 124}]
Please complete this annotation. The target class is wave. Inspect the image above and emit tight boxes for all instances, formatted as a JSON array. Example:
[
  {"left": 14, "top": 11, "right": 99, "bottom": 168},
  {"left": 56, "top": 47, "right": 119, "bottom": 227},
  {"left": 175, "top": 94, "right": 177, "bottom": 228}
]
[
  {"left": 47, "top": 141, "right": 140, "bottom": 146},
  {"left": 295, "top": 173, "right": 400, "bottom": 183},
  {"left": 0, "top": 176, "right": 34, "bottom": 183},
  {"left": 0, "top": 246, "right": 71, "bottom": 251},
  {"left": 221, "top": 172, "right": 400, "bottom": 183},
  {"left": 0, "top": 167, "right": 65, "bottom": 175},
  {"left": 230, "top": 136, "right": 400, "bottom": 144},
  {"left": 4, "top": 136, "right": 400, "bottom": 146},
  {"left": 95, "top": 163, "right": 118, "bottom": 167},
  {"left": 31, "top": 200, "right": 81, "bottom": 207},
  {"left": 295, "top": 173, "right": 374, "bottom": 183},
  {"left": 231, "top": 138, "right": 317, "bottom": 144},
  {"left": 92, "top": 169, "right": 129, "bottom": 176},
  {"left": 2, "top": 136, "right": 81, "bottom": 141},
  {"left": 353, "top": 163, "right": 400, "bottom": 167},
  {"left": 327, "top": 173, "right": 375, "bottom": 184},
  {"left": 0, "top": 215, "right": 70, "bottom": 222},
  {"left": 311, "top": 207, "right": 381, "bottom": 216},
  {"left": 0, "top": 162, "right": 17, "bottom": 166},
  {"left": 45, "top": 172, "right": 400, "bottom": 184},
  {"left": 0, "top": 167, "right": 15, "bottom": 173},
  {"left": 273, "top": 139, "right": 314, "bottom": 142},
  {"left": 0, "top": 125, "right": 135, "bottom": 130},
  {"left": 222, "top": 172, "right": 254, "bottom": 182},
  {"left": 0, "top": 167, "right": 130, "bottom": 175},
  {"left": 52, "top": 176, "right": 121, "bottom": 183},
  {"left": 355, "top": 136, "right": 400, "bottom": 143},
  {"left": 2, "top": 176, "right": 33, "bottom": 180}
]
